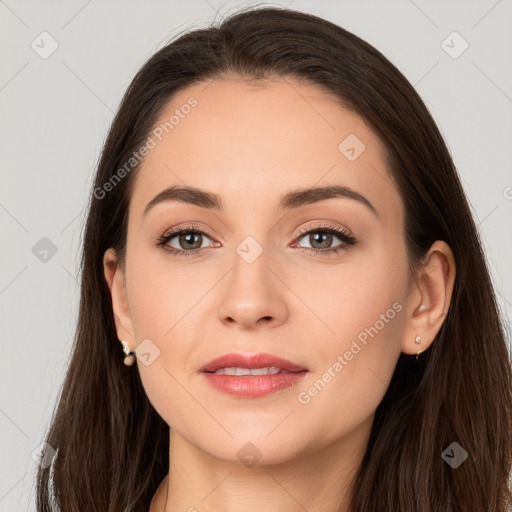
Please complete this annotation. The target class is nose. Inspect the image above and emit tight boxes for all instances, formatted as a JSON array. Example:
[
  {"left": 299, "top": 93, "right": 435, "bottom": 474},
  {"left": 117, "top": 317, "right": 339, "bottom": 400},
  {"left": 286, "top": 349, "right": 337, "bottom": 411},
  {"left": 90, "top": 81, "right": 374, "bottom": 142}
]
[{"left": 218, "top": 249, "right": 289, "bottom": 330}]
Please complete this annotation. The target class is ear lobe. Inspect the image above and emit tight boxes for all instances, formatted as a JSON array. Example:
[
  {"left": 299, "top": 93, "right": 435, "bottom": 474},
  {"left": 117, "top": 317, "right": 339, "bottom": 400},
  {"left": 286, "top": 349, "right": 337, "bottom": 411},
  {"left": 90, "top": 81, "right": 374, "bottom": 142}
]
[
  {"left": 103, "top": 248, "right": 135, "bottom": 345},
  {"left": 401, "top": 240, "right": 456, "bottom": 355}
]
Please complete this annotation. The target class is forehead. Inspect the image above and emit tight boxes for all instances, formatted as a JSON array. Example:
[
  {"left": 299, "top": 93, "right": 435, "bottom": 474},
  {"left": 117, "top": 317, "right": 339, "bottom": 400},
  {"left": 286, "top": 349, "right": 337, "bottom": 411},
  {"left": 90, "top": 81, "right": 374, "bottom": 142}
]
[{"left": 129, "top": 77, "right": 402, "bottom": 223}]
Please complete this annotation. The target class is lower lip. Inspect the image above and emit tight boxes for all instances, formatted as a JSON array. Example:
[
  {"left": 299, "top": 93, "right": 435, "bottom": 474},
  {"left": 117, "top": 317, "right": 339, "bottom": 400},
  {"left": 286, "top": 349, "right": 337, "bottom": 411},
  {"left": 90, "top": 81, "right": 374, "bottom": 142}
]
[{"left": 202, "top": 371, "right": 308, "bottom": 397}]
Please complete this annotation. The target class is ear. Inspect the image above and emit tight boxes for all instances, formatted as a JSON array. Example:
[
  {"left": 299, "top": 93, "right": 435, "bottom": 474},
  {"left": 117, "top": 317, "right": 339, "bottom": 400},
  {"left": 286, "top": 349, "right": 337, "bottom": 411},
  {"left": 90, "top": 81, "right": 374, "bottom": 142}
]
[
  {"left": 103, "top": 248, "right": 135, "bottom": 348},
  {"left": 401, "top": 240, "right": 456, "bottom": 356}
]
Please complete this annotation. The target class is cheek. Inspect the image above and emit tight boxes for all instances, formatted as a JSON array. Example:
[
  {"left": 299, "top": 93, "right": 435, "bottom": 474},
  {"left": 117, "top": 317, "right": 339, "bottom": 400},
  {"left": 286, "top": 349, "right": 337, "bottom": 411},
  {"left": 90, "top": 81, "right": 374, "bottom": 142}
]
[
  {"left": 125, "top": 248, "right": 206, "bottom": 341},
  {"left": 124, "top": 251, "right": 203, "bottom": 427},
  {"left": 294, "top": 248, "right": 407, "bottom": 354},
  {"left": 293, "top": 249, "right": 407, "bottom": 416}
]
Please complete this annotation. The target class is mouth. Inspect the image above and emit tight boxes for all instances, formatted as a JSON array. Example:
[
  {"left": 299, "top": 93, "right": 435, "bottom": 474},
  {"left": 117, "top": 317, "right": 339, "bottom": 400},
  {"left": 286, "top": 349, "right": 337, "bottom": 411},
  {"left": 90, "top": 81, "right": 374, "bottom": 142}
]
[
  {"left": 204, "top": 367, "right": 300, "bottom": 376},
  {"left": 200, "top": 353, "right": 309, "bottom": 397}
]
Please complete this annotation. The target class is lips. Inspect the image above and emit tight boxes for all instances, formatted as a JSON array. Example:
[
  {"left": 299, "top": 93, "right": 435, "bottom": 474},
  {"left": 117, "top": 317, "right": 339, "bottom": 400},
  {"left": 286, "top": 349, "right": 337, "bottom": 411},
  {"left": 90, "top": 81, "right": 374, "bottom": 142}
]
[
  {"left": 200, "top": 352, "right": 309, "bottom": 398},
  {"left": 200, "top": 352, "right": 307, "bottom": 373}
]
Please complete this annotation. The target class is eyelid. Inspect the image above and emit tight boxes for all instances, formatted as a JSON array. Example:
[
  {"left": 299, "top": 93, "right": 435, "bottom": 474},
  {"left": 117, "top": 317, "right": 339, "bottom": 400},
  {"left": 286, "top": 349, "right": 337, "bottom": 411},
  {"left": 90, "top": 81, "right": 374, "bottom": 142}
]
[
  {"left": 294, "top": 221, "right": 353, "bottom": 238},
  {"left": 160, "top": 223, "right": 215, "bottom": 240}
]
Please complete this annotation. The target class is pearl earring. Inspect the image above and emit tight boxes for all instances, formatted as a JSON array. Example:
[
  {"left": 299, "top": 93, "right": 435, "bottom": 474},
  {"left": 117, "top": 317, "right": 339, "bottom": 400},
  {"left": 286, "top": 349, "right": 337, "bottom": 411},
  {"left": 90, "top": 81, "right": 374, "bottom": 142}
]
[
  {"left": 121, "top": 340, "right": 135, "bottom": 366},
  {"left": 415, "top": 335, "right": 422, "bottom": 362}
]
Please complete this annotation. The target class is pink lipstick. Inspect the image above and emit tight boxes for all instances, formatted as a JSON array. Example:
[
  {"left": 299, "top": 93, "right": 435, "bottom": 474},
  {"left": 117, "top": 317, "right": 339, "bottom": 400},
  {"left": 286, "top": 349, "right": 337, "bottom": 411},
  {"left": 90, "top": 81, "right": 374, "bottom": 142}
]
[{"left": 200, "top": 353, "right": 309, "bottom": 398}]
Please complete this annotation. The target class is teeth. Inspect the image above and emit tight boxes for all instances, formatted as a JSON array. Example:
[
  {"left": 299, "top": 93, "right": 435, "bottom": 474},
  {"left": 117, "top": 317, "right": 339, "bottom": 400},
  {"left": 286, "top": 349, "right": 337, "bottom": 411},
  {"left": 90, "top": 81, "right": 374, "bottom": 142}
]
[{"left": 213, "top": 367, "right": 282, "bottom": 376}]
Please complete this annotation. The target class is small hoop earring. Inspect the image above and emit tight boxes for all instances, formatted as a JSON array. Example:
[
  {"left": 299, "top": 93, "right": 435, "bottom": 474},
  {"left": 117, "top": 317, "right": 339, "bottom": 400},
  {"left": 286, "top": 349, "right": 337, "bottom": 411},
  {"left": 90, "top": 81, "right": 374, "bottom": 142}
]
[{"left": 121, "top": 340, "right": 135, "bottom": 366}]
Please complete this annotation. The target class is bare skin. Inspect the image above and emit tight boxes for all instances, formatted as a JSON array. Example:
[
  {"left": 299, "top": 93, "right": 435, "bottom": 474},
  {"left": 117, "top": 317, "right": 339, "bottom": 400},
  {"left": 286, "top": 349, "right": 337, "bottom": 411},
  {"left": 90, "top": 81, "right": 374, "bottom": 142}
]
[{"left": 103, "top": 76, "right": 455, "bottom": 512}]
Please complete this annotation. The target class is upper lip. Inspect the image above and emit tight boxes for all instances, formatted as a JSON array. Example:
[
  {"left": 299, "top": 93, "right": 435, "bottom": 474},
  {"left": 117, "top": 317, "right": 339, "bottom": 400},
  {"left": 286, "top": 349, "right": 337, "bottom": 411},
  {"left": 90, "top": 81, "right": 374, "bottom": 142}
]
[{"left": 200, "top": 353, "right": 307, "bottom": 373}]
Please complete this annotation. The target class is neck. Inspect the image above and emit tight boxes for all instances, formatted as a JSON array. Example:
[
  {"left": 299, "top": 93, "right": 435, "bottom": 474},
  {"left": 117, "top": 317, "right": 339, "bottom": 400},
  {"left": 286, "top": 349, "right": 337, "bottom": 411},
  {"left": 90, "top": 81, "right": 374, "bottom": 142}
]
[{"left": 150, "top": 415, "right": 373, "bottom": 512}]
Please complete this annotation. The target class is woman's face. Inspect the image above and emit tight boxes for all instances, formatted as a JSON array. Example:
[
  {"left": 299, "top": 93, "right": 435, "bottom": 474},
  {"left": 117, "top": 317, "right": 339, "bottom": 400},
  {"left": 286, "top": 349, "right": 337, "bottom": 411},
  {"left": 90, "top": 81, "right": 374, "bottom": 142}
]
[{"left": 110, "top": 77, "right": 414, "bottom": 464}]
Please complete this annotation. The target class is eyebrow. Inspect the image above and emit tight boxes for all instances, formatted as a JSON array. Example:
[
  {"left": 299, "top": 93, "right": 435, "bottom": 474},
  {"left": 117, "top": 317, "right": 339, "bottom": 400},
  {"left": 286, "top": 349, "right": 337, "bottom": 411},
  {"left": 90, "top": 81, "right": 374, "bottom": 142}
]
[{"left": 143, "top": 184, "right": 378, "bottom": 217}]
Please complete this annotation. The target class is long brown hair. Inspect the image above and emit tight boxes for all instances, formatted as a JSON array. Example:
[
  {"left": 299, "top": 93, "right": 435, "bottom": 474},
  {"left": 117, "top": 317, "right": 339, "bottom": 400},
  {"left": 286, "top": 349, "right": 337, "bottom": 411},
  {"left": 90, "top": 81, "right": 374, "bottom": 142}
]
[{"left": 35, "top": 6, "right": 512, "bottom": 511}]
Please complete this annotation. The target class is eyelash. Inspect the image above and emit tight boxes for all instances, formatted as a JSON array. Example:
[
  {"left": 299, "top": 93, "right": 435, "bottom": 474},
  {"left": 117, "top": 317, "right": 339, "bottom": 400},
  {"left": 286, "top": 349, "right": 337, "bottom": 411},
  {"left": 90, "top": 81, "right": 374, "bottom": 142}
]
[{"left": 155, "top": 223, "right": 358, "bottom": 258}]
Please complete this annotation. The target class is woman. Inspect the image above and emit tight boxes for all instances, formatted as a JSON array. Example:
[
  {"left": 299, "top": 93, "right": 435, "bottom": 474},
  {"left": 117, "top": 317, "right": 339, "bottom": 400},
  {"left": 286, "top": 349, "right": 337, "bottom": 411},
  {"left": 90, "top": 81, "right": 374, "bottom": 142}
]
[{"left": 35, "top": 6, "right": 512, "bottom": 512}]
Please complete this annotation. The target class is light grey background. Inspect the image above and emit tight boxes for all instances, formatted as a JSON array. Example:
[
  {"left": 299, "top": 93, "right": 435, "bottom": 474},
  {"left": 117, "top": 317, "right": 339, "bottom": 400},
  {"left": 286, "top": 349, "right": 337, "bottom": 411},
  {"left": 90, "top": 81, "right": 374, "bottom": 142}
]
[{"left": 1, "top": 0, "right": 511, "bottom": 510}]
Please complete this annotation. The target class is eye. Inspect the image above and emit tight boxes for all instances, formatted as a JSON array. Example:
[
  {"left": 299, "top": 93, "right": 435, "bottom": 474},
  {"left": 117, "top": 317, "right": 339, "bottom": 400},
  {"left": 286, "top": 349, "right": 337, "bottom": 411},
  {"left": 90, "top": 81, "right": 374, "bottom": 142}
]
[
  {"left": 156, "top": 225, "right": 218, "bottom": 257},
  {"left": 156, "top": 222, "right": 358, "bottom": 258},
  {"left": 292, "top": 223, "right": 357, "bottom": 256}
]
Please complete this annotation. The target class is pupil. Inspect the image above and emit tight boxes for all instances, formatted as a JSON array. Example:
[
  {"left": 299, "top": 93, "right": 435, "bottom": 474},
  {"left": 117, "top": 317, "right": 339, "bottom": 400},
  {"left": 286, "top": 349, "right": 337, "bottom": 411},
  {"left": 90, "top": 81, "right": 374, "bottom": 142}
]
[
  {"left": 311, "top": 232, "right": 332, "bottom": 249},
  {"left": 180, "top": 233, "right": 201, "bottom": 249}
]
